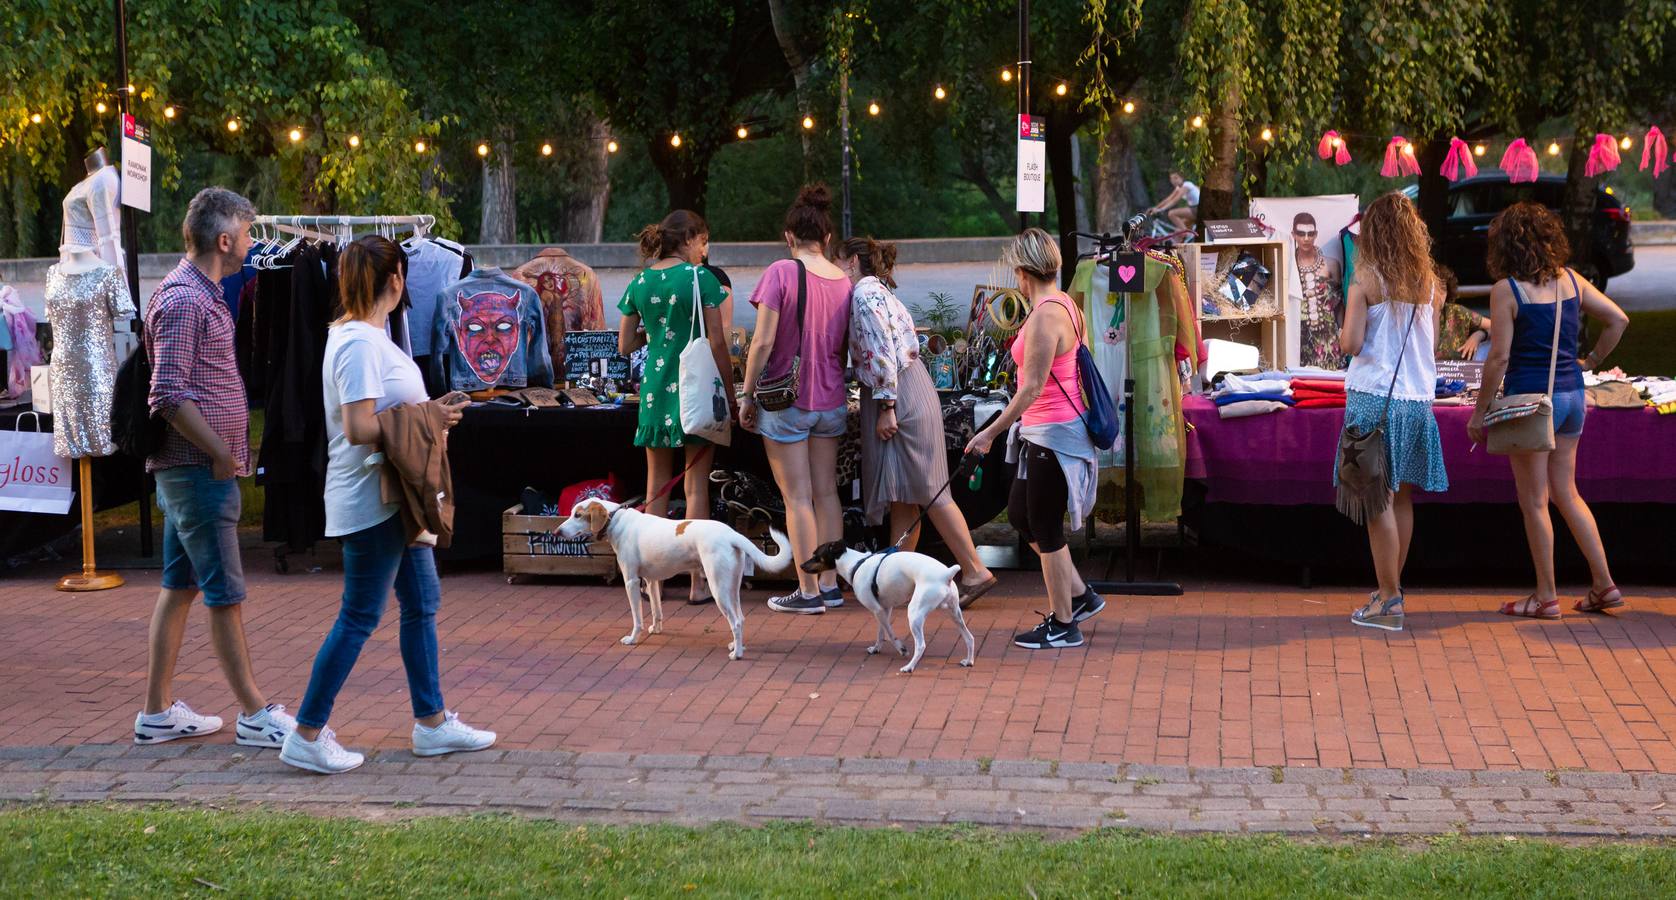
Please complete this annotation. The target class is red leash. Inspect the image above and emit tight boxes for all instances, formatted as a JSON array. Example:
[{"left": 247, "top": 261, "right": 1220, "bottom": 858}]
[{"left": 626, "top": 444, "right": 713, "bottom": 511}]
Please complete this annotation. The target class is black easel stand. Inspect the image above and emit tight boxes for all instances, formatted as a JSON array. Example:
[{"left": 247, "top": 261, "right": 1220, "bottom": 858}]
[{"left": 1078, "top": 221, "right": 1183, "bottom": 596}]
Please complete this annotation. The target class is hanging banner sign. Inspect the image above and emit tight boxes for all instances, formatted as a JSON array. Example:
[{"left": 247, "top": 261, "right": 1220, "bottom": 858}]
[
  {"left": 120, "top": 114, "right": 152, "bottom": 213},
  {"left": 1016, "top": 115, "right": 1046, "bottom": 214}
]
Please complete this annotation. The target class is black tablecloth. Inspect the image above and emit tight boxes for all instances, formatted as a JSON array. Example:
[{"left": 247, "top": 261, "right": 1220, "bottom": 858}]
[
  {"left": 440, "top": 401, "right": 1013, "bottom": 563},
  {"left": 0, "top": 408, "right": 145, "bottom": 561}
]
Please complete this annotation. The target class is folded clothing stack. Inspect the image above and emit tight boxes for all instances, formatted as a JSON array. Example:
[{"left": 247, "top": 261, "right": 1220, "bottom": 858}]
[{"left": 1290, "top": 377, "right": 1346, "bottom": 409}]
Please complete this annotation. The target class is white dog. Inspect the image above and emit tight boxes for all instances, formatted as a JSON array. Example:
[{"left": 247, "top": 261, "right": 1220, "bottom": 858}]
[
  {"left": 557, "top": 499, "right": 790, "bottom": 659},
  {"left": 801, "top": 541, "right": 976, "bottom": 674}
]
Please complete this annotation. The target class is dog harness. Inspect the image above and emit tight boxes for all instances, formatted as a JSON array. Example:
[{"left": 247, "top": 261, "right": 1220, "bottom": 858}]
[{"left": 853, "top": 546, "right": 900, "bottom": 602}]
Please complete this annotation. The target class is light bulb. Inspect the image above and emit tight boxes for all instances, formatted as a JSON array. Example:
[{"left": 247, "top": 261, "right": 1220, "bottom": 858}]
[
  {"left": 1547, "top": 141, "right": 1561, "bottom": 156},
  {"left": 541, "top": 143, "right": 553, "bottom": 156},
  {"left": 607, "top": 140, "right": 619, "bottom": 153},
  {"left": 163, "top": 106, "right": 176, "bottom": 119},
  {"left": 868, "top": 101, "right": 880, "bottom": 116},
  {"left": 1055, "top": 83, "right": 1068, "bottom": 97},
  {"left": 670, "top": 134, "right": 681, "bottom": 148},
  {"left": 802, "top": 115, "right": 814, "bottom": 130},
  {"left": 1190, "top": 115, "right": 1204, "bottom": 129},
  {"left": 1402, "top": 142, "right": 1414, "bottom": 155},
  {"left": 348, "top": 134, "right": 361, "bottom": 148},
  {"left": 28, "top": 112, "right": 41, "bottom": 124},
  {"left": 95, "top": 101, "right": 107, "bottom": 114},
  {"left": 1122, "top": 100, "right": 1136, "bottom": 115},
  {"left": 1474, "top": 143, "right": 1486, "bottom": 156},
  {"left": 414, "top": 140, "right": 427, "bottom": 153},
  {"left": 1330, "top": 136, "right": 1342, "bottom": 148},
  {"left": 288, "top": 128, "right": 302, "bottom": 143},
  {"left": 1000, "top": 68, "right": 1013, "bottom": 83},
  {"left": 1260, "top": 127, "right": 1274, "bottom": 142},
  {"left": 226, "top": 118, "right": 239, "bottom": 132},
  {"left": 1621, "top": 135, "right": 1633, "bottom": 151},
  {"left": 1605, "top": 186, "right": 1615, "bottom": 195},
  {"left": 477, "top": 143, "right": 490, "bottom": 157},
  {"left": 934, "top": 85, "right": 947, "bottom": 101},
  {"left": 737, "top": 125, "right": 749, "bottom": 139}
]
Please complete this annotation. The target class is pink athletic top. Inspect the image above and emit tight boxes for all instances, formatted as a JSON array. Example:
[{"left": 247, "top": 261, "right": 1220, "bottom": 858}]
[{"left": 1013, "top": 294, "right": 1087, "bottom": 426}]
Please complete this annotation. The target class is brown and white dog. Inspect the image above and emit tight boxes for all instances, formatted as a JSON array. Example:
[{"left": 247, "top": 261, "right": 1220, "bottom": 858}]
[
  {"left": 801, "top": 541, "right": 976, "bottom": 674},
  {"left": 557, "top": 499, "right": 790, "bottom": 659}
]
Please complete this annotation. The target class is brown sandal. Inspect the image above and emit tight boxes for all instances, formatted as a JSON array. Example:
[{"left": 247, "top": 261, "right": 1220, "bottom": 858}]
[
  {"left": 958, "top": 576, "right": 1000, "bottom": 610},
  {"left": 1575, "top": 585, "right": 1625, "bottom": 614},
  {"left": 1500, "top": 595, "right": 1561, "bottom": 620}
]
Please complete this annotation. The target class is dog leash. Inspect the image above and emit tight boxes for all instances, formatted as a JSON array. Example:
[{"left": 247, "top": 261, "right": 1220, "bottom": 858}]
[
  {"left": 618, "top": 444, "right": 714, "bottom": 513},
  {"left": 886, "top": 450, "right": 984, "bottom": 549}
]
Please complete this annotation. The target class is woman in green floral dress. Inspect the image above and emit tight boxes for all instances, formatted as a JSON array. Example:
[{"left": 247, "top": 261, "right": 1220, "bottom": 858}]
[{"left": 617, "top": 211, "right": 732, "bottom": 545}]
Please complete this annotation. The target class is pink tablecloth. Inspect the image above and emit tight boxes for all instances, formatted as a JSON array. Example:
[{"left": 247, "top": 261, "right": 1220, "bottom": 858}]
[{"left": 1183, "top": 395, "right": 1676, "bottom": 505}]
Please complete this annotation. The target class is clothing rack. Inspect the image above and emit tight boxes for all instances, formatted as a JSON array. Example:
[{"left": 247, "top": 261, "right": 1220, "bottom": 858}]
[
  {"left": 252, "top": 214, "right": 435, "bottom": 244},
  {"left": 1072, "top": 224, "right": 1185, "bottom": 597}
]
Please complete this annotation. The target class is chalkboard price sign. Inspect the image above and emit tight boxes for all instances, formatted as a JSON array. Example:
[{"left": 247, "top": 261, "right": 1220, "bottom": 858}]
[{"left": 562, "top": 331, "right": 629, "bottom": 382}]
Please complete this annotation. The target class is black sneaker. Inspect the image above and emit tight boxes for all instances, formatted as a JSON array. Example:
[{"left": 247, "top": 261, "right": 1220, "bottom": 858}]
[
  {"left": 768, "top": 592, "right": 826, "bottom": 615},
  {"left": 1071, "top": 589, "right": 1106, "bottom": 623},
  {"left": 820, "top": 587, "right": 844, "bottom": 608},
  {"left": 1013, "top": 613, "right": 1083, "bottom": 649}
]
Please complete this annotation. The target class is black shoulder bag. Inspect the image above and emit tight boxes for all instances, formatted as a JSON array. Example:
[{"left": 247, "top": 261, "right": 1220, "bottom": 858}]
[{"left": 752, "top": 260, "right": 806, "bottom": 411}]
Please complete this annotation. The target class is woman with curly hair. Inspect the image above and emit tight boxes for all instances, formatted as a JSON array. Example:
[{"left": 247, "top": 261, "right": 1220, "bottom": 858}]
[
  {"left": 1469, "top": 202, "right": 1630, "bottom": 619},
  {"left": 1339, "top": 193, "right": 1448, "bottom": 633}
]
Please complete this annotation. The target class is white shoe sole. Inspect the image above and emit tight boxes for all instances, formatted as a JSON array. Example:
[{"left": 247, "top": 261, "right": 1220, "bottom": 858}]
[
  {"left": 133, "top": 723, "right": 222, "bottom": 745},
  {"left": 412, "top": 740, "right": 495, "bottom": 758},
  {"left": 1072, "top": 599, "right": 1106, "bottom": 622},
  {"left": 1014, "top": 636, "right": 1084, "bottom": 649},
  {"left": 767, "top": 602, "right": 825, "bottom": 615},
  {"left": 278, "top": 751, "right": 363, "bottom": 775},
  {"left": 1351, "top": 616, "right": 1403, "bottom": 632}
]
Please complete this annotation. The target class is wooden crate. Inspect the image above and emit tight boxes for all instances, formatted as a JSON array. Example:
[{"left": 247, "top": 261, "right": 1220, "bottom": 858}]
[{"left": 502, "top": 505, "right": 619, "bottom": 583}]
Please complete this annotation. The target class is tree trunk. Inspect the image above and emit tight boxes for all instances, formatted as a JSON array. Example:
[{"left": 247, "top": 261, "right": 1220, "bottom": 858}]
[
  {"left": 767, "top": 0, "right": 815, "bottom": 180},
  {"left": 299, "top": 114, "right": 334, "bottom": 215},
  {"left": 559, "top": 118, "right": 612, "bottom": 243},
  {"left": 1070, "top": 131, "right": 1091, "bottom": 235},
  {"left": 1560, "top": 127, "right": 1598, "bottom": 280},
  {"left": 1199, "top": 82, "right": 1242, "bottom": 225},
  {"left": 1045, "top": 106, "right": 1083, "bottom": 287},
  {"left": 480, "top": 126, "right": 518, "bottom": 244},
  {"left": 957, "top": 147, "right": 1019, "bottom": 234},
  {"left": 649, "top": 138, "right": 715, "bottom": 214},
  {"left": 1243, "top": 130, "right": 1269, "bottom": 207},
  {"left": 1094, "top": 111, "right": 1137, "bottom": 233},
  {"left": 1415, "top": 133, "right": 1451, "bottom": 262}
]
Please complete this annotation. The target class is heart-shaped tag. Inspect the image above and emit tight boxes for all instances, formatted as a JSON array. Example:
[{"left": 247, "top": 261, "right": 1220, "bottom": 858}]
[{"left": 1117, "top": 265, "right": 1137, "bottom": 284}]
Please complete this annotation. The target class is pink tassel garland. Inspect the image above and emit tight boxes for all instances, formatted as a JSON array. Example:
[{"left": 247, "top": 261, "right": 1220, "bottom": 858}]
[
  {"left": 1380, "top": 137, "right": 1420, "bottom": 177},
  {"left": 1640, "top": 127, "right": 1669, "bottom": 179},
  {"left": 1584, "top": 133, "right": 1622, "bottom": 177},
  {"left": 1317, "top": 130, "right": 1351, "bottom": 165},
  {"left": 1440, "top": 137, "right": 1478, "bottom": 182},
  {"left": 1501, "top": 139, "right": 1540, "bottom": 183}
]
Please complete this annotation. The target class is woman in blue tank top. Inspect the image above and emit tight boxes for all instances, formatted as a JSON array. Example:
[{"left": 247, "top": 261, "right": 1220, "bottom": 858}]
[{"left": 1469, "top": 203, "right": 1630, "bottom": 620}]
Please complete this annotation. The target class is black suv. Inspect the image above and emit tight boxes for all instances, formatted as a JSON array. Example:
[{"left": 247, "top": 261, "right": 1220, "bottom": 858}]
[{"left": 1402, "top": 174, "right": 1635, "bottom": 289}]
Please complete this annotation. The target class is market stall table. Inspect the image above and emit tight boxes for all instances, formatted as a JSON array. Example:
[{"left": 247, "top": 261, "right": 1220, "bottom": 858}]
[{"left": 1180, "top": 394, "right": 1676, "bottom": 574}]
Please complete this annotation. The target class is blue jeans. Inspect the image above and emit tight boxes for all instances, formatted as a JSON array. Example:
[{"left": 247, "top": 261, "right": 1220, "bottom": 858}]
[
  {"left": 1552, "top": 388, "right": 1587, "bottom": 437},
  {"left": 156, "top": 466, "right": 245, "bottom": 606},
  {"left": 296, "top": 514, "right": 445, "bottom": 728}
]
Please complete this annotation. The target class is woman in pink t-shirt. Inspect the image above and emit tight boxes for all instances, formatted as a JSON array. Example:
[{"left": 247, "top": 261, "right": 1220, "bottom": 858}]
[{"left": 739, "top": 185, "right": 853, "bottom": 615}]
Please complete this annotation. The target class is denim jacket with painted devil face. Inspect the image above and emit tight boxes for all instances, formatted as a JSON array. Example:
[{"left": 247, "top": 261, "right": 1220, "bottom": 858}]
[{"left": 429, "top": 268, "right": 555, "bottom": 393}]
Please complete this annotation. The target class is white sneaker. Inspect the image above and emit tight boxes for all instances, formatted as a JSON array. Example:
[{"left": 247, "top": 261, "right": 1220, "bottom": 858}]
[
  {"left": 133, "top": 701, "right": 223, "bottom": 745},
  {"left": 236, "top": 703, "right": 297, "bottom": 749},
  {"left": 412, "top": 711, "right": 497, "bottom": 757},
  {"left": 279, "top": 728, "right": 364, "bottom": 774}
]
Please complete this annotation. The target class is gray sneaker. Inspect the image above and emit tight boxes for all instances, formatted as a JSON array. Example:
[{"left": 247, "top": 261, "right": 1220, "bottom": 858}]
[{"left": 819, "top": 586, "right": 845, "bottom": 608}]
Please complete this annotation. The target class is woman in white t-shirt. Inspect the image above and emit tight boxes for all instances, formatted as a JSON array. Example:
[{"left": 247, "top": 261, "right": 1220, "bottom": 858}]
[
  {"left": 1147, "top": 170, "right": 1200, "bottom": 234},
  {"left": 281, "top": 235, "right": 494, "bottom": 775}
]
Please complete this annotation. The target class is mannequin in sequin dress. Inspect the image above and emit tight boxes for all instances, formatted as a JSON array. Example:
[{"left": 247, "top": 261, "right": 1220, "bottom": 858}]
[
  {"left": 1294, "top": 211, "right": 1344, "bottom": 369},
  {"left": 45, "top": 252, "right": 133, "bottom": 458}
]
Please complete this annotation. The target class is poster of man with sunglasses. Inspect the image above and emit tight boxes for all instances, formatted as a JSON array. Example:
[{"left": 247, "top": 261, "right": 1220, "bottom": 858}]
[{"left": 1250, "top": 195, "right": 1360, "bottom": 371}]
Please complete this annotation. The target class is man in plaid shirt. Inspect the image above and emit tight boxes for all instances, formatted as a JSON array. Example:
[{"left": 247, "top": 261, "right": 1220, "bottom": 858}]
[{"left": 134, "top": 188, "right": 296, "bottom": 750}]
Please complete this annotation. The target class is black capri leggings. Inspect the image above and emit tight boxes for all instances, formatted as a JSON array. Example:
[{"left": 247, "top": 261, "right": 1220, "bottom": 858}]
[{"left": 1007, "top": 441, "right": 1071, "bottom": 553}]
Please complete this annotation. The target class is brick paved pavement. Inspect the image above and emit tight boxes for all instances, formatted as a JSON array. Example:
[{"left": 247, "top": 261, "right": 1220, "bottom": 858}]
[
  {"left": 7, "top": 743, "right": 1676, "bottom": 836},
  {"left": 4, "top": 563, "right": 1675, "bottom": 774}
]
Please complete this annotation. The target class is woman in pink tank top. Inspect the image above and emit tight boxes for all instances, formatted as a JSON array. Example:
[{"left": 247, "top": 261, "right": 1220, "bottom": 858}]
[{"left": 967, "top": 228, "right": 1104, "bottom": 652}]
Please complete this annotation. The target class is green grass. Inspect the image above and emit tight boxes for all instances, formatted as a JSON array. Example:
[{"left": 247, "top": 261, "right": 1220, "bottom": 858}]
[{"left": 4, "top": 807, "right": 1675, "bottom": 897}]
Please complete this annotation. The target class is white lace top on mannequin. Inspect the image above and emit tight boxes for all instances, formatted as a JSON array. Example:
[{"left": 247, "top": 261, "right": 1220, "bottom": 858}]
[{"left": 61, "top": 166, "right": 126, "bottom": 277}]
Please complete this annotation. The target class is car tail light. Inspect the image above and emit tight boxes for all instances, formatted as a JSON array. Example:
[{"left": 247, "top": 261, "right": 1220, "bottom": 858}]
[{"left": 1603, "top": 206, "right": 1631, "bottom": 222}]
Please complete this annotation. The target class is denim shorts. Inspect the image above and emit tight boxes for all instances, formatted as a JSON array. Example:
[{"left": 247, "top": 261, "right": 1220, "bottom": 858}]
[
  {"left": 1552, "top": 388, "right": 1586, "bottom": 437},
  {"left": 756, "top": 405, "right": 847, "bottom": 444},
  {"left": 156, "top": 465, "right": 245, "bottom": 607}
]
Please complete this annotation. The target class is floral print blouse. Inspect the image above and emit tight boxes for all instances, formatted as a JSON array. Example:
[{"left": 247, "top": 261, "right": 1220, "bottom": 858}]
[{"left": 848, "top": 276, "right": 919, "bottom": 400}]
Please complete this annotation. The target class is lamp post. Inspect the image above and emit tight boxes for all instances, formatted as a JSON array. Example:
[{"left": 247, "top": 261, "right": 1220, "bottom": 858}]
[
  {"left": 114, "top": 0, "right": 153, "bottom": 558},
  {"left": 1017, "top": 0, "right": 1031, "bottom": 233}
]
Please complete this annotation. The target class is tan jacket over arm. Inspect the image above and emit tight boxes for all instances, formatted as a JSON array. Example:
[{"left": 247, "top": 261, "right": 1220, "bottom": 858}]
[{"left": 375, "top": 402, "right": 455, "bottom": 548}]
